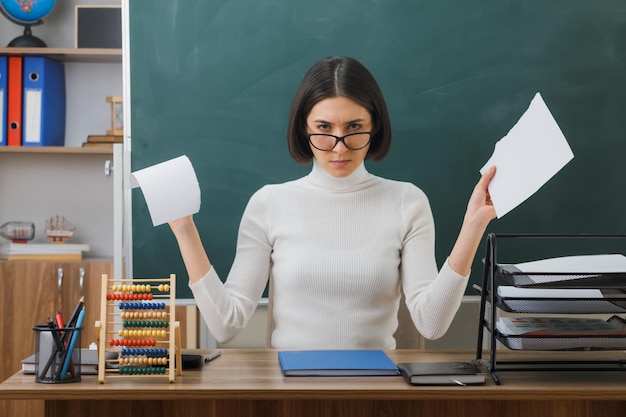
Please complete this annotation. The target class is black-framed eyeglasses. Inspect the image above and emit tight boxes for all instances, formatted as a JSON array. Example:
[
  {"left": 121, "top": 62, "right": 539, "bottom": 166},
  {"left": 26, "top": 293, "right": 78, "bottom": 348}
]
[{"left": 307, "top": 132, "right": 372, "bottom": 151}]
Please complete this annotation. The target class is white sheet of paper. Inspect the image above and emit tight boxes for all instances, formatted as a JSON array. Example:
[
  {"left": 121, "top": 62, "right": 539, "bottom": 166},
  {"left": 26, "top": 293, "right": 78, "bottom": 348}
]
[
  {"left": 513, "top": 254, "right": 626, "bottom": 274},
  {"left": 480, "top": 92, "right": 574, "bottom": 218},
  {"left": 130, "top": 155, "right": 200, "bottom": 226},
  {"left": 497, "top": 286, "right": 604, "bottom": 299}
]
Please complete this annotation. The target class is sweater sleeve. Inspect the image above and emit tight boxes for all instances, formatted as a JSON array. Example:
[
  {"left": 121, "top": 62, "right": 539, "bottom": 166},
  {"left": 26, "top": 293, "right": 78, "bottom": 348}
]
[
  {"left": 189, "top": 187, "right": 272, "bottom": 344},
  {"left": 398, "top": 185, "right": 469, "bottom": 340}
]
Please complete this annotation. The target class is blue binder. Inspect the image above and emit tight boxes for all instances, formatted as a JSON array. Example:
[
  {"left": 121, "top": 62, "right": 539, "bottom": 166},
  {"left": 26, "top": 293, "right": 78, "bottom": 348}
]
[
  {"left": 0, "top": 56, "right": 7, "bottom": 146},
  {"left": 277, "top": 350, "right": 399, "bottom": 377},
  {"left": 22, "top": 57, "right": 66, "bottom": 147}
]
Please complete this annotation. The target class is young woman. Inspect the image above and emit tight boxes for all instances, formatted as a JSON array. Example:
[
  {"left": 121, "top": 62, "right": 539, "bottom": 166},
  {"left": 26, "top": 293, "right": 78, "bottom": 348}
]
[{"left": 169, "top": 56, "right": 496, "bottom": 349}]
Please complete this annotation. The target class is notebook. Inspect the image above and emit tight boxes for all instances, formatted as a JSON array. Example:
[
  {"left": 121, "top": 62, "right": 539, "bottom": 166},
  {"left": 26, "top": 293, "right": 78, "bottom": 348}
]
[
  {"left": 397, "top": 361, "right": 485, "bottom": 386},
  {"left": 277, "top": 350, "right": 399, "bottom": 377}
]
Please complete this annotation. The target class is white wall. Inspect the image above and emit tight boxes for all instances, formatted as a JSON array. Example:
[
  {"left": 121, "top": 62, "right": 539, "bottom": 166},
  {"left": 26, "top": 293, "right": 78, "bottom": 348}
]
[{"left": 212, "top": 297, "right": 482, "bottom": 350}]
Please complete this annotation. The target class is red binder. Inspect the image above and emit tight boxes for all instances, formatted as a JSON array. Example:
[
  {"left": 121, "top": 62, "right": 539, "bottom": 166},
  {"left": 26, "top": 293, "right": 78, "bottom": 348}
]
[{"left": 7, "top": 56, "right": 23, "bottom": 146}]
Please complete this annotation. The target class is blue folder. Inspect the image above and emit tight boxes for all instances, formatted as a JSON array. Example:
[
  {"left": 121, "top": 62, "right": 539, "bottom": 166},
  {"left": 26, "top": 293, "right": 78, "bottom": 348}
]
[
  {"left": 0, "top": 56, "right": 6, "bottom": 146},
  {"left": 22, "top": 57, "right": 66, "bottom": 147},
  {"left": 277, "top": 350, "right": 399, "bottom": 377}
]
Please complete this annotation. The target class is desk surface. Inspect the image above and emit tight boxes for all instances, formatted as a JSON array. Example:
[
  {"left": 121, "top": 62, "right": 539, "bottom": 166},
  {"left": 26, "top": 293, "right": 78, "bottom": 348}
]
[{"left": 2, "top": 349, "right": 626, "bottom": 402}]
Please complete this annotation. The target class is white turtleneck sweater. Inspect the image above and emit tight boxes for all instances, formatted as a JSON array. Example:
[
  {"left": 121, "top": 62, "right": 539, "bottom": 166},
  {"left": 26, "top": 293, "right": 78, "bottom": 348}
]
[{"left": 190, "top": 160, "right": 469, "bottom": 349}]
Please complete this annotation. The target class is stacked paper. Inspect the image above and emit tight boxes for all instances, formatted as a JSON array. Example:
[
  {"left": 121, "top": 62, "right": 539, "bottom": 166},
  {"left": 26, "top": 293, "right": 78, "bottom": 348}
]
[{"left": 0, "top": 242, "right": 90, "bottom": 261}]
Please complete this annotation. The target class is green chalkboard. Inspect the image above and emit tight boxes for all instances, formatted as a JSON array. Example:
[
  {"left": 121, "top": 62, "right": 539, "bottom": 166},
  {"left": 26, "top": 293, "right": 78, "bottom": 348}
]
[{"left": 129, "top": 0, "right": 626, "bottom": 299}]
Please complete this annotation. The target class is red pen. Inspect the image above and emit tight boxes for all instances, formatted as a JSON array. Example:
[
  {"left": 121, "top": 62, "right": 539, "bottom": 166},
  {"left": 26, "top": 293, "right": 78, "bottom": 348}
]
[
  {"left": 55, "top": 310, "right": 76, "bottom": 377},
  {"left": 55, "top": 310, "right": 64, "bottom": 330}
]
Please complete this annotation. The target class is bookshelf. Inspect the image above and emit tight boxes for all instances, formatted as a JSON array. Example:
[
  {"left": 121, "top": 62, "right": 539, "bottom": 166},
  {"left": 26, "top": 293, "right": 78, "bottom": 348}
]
[
  {"left": 0, "top": 3, "right": 123, "bottom": 415},
  {"left": 0, "top": 45, "right": 121, "bottom": 255},
  {"left": 0, "top": 46, "right": 120, "bottom": 417}
]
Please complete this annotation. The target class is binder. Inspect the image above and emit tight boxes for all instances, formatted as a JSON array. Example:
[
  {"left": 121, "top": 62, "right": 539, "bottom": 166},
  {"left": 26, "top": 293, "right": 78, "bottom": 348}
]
[
  {"left": 0, "top": 56, "right": 6, "bottom": 146},
  {"left": 277, "top": 350, "right": 399, "bottom": 377},
  {"left": 7, "top": 56, "right": 23, "bottom": 146},
  {"left": 22, "top": 56, "right": 66, "bottom": 147}
]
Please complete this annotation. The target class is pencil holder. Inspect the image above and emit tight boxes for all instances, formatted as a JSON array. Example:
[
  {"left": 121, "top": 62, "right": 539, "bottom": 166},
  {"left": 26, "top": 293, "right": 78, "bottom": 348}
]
[{"left": 33, "top": 324, "right": 82, "bottom": 383}]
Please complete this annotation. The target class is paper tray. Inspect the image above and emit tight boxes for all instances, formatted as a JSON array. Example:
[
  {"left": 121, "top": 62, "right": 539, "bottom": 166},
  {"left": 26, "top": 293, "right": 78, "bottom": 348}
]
[
  {"left": 495, "top": 316, "right": 626, "bottom": 351},
  {"left": 496, "top": 333, "right": 626, "bottom": 351},
  {"left": 493, "top": 286, "right": 626, "bottom": 314},
  {"left": 496, "top": 297, "right": 626, "bottom": 314},
  {"left": 496, "top": 265, "right": 626, "bottom": 289}
]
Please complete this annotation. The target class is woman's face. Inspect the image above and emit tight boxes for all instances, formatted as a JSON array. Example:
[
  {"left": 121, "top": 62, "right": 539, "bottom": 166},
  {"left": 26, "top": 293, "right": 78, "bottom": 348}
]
[{"left": 306, "top": 96, "right": 372, "bottom": 178}]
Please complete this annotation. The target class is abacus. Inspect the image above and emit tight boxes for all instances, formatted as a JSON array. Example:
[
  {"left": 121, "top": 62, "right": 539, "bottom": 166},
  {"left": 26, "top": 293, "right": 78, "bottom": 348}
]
[{"left": 95, "top": 274, "right": 182, "bottom": 383}]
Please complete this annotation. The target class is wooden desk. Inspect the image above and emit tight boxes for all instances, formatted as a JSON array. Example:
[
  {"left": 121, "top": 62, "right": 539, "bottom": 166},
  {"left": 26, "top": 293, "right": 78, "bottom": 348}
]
[{"left": 1, "top": 349, "right": 626, "bottom": 417}]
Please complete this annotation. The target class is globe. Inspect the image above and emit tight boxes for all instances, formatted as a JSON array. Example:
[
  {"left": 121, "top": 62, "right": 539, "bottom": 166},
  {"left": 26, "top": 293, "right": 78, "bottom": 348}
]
[{"left": 0, "top": 0, "right": 57, "bottom": 47}]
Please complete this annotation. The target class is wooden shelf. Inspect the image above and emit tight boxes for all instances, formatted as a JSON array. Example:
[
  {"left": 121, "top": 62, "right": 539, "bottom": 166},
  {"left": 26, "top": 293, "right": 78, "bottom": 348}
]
[
  {"left": 0, "top": 146, "right": 114, "bottom": 155},
  {"left": 0, "top": 47, "right": 122, "bottom": 63}
]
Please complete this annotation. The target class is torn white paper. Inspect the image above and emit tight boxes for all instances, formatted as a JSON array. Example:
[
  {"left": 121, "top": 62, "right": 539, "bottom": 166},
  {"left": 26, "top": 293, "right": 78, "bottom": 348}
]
[
  {"left": 130, "top": 155, "right": 200, "bottom": 226},
  {"left": 480, "top": 92, "right": 574, "bottom": 218}
]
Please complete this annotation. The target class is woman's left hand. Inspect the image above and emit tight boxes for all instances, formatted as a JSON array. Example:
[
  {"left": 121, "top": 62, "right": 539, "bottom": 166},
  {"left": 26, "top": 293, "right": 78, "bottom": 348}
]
[
  {"left": 464, "top": 165, "right": 497, "bottom": 230},
  {"left": 447, "top": 166, "right": 498, "bottom": 276}
]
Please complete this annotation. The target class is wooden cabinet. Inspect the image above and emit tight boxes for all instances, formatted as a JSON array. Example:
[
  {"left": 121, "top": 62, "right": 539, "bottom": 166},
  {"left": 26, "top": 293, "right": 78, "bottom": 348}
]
[{"left": 0, "top": 258, "right": 112, "bottom": 417}]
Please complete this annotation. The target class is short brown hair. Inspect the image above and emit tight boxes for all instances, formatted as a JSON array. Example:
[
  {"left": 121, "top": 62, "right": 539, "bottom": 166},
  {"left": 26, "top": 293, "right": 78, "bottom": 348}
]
[{"left": 287, "top": 56, "right": 392, "bottom": 164}]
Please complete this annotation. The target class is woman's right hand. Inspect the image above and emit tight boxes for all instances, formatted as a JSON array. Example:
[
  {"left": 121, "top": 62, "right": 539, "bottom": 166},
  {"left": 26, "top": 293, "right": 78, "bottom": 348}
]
[
  {"left": 169, "top": 215, "right": 195, "bottom": 235},
  {"left": 168, "top": 215, "right": 212, "bottom": 284}
]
